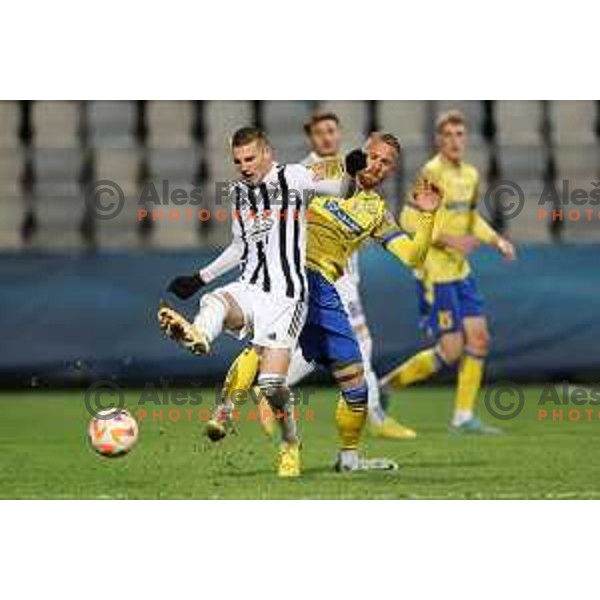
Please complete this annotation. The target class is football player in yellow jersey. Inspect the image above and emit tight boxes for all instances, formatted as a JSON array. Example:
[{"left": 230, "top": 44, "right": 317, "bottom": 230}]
[
  {"left": 219, "top": 112, "right": 415, "bottom": 442},
  {"left": 298, "top": 132, "right": 439, "bottom": 470},
  {"left": 380, "top": 110, "right": 516, "bottom": 434},
  {"left": 210, "top": 132, "right": 440, "bottom": 472}
]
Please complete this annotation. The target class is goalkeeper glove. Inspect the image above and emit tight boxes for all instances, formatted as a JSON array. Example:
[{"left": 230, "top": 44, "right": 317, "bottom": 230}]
[{"left": 167, "top": 273, "right": 206, "bottom": 300}]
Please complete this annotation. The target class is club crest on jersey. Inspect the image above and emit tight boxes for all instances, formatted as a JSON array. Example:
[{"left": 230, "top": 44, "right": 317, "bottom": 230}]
[{"left": 248, "top": 213, "right": 274, "bottom": 240}]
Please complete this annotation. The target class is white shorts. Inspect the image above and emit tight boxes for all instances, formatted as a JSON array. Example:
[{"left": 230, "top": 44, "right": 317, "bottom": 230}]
[
  {"left": 335, "top": 271, "right": 372, "bottom": 363},
  {"left": 216, "top": 281, "right": 307, "bottom": 350},
  {"left": 335, "top": 272, "right": 367, "bottom": 329}
]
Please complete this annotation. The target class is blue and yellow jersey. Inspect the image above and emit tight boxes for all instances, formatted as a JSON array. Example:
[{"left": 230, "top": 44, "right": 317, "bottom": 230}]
[
  {"left": 307, "top": 189, "right": 434, "bottom": 283},
  {"left": 400, "top": 153, "right": 499, "bottom": 284}
]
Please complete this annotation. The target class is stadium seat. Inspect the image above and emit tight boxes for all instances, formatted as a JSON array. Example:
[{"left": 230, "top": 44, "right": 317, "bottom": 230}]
[
  {"left": 378, "top": 175, "right": 402, "bottom": 216},
  {"left": 434, "top": 101, "right": 485, "bottom": 142},
  {"left": 465, "top": 143, "right": 492, "bottom": 184},
  {"left": 318, "top": 101, "right": 368, "bottom": 148},
  {"left": 0, "top": 149, "right": 24, "bottom": 197},
  {"left": 33, "top": 148, "right": 82, "bottom": 196},
  {"left": 497, "top": 145, "right": 547, "bottom": 181},
  {"left": 147, "top": 101, "right": 194, "bottom": 148},
  {"left": 33, "top": 101, "right": 81, "bottom": 148},
  {"left": 503, "top": 180, "right": 551, "bottom": 243},
  {"left": 401, "top": 144, "right": 435, "bottom": 186},
  {"left": 495, "top": 101, "right": 544, "bottom": 145},
  {"left": 87, "top": 101, "right": 138, "bottom": 148},
  {"left": 144, "top": 147, "right": 203, "bottom": 246},
  {"left": 0, "top": 197, "right": 24, "bottom": 247},
  {"left": 32, "top": 195, "right": 88, "bottom": 247},
  {"left": 263, "top": 101, "right": 313, "bottom": 163},
  {"left": 147, "top": 147, "right": 200, "bottom": 182},
  {"left": 0, "top": 101, "right": 20, "bottom": 149},
  {"left": 205, "top": 101, "right": 254, "bottom": 155},
  {"left": 379, "top": 101, "right": 431, "bottom": 145},
  {"left": 95, "top": 148, "right": 142, "bottom": 197},
  {"left": 549, "top": 101, "right": 598, "bottom": 145},
  {"left": 96, "top": 195, "right": 148, "bottom": 249},
  {"left": 556, "top": 178, "right": 600, "bottom": 243},
  {"left": 554, "top": 144, "right": 600, "bottom": 180}
]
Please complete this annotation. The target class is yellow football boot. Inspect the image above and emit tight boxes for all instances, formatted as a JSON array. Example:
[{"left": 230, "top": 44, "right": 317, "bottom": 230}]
[
  {"left": 277, "top": 442, "right": 301, "bottom": 478},
  {"left": 371, "top": 416, "right": 417, "bottom": 440},
  {"left": 158, "top": 301, "right": 210, "bottom": 356}
]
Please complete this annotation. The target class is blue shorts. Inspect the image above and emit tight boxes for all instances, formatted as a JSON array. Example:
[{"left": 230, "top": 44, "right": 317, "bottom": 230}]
[
  {"left": 299, "top": 270, "right": 362, "bottom": 368},
  {"left": 416, "top": 275, "right": 485, "bottom": 340}
]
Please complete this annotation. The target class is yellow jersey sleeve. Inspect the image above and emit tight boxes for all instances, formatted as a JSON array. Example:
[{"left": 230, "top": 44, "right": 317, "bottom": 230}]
[
  {"left": 472, "top": 214, "right": 499, "bottom": 245},
  {"left": 372, "top": 209, "right": 434, "bottom": 269}
]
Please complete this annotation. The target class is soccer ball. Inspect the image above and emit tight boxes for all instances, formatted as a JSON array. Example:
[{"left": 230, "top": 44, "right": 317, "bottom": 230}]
[{"left": 88, "top": 409, "right": 139, "bottom": 457}]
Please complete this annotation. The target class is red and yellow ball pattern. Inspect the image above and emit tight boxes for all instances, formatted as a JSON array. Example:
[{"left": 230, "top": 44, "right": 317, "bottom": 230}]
[{"left": 88, "top": 409, "right": 139, "bottom": 457}]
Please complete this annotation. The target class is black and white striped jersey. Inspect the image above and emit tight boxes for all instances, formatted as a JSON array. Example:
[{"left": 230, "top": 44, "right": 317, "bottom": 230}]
[{"left": 229, "top": 163, "right": 313, "bottom": 301}]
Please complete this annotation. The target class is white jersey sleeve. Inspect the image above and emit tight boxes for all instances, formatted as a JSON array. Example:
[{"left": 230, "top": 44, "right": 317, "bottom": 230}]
[{"left": 199, "top": 215, "right": 245, "bottom": 283}]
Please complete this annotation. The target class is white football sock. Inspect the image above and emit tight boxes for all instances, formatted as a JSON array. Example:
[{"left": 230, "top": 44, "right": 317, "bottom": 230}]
[
  {"left": 452, "top": 409, "right": 474, "bottom": 426},
  {"left": 338, "top": 449, "right": 360, "bottom": 470},
  {"left": 365, "top": 368, "right": 385, "bottom": 425},
  {"left": 194, "top": 293, "right": 228, "bottom": 342},
  {"left": 286, "top": 349, "right": 315, "bottom": 387}
]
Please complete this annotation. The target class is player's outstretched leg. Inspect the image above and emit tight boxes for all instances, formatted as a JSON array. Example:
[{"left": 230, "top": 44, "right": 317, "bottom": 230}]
[
  {"left": 158, "top": 301, "right": 211, "bottom": 355},
  {"left": 366, "top": 366, "right": 417, "bottom": 440},
  {"left": 380, "top": 347, "right": 447, "bottom": 391},
  {"left": 158, "top": 289, "right": 238, "bottom": 357}
]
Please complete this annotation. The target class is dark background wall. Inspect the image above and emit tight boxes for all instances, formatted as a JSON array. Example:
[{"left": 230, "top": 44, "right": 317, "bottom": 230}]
[{"left": 1, "top": 244, "right": 598, "bottom": 387}]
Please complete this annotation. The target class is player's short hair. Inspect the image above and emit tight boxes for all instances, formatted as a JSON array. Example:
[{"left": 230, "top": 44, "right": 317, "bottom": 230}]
[
  {"left": 303, "top": 112, "right": 340, "bottom": 135},
  {"left": 435, "top": 110, "right": 467, "bottom": 133},
  {"left": 367, "top": 132, "right": 402, "bottom": 158},
  {"left": 231, "top": 126, "right": 270, "bottom": 148}
]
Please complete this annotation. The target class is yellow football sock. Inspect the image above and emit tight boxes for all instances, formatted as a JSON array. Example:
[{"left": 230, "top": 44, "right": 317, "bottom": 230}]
[
  {"left": 221, "top": 347, "right": 260, "bottom": 405},
  {"left": 454, "top": 352, "right": 484, "bottom": 417},
  {"left": 383, "top": 348, "right": 441, "bottom": 389},
  {"left": 335, "top": 396, "right": 367, "bottom": 450}
]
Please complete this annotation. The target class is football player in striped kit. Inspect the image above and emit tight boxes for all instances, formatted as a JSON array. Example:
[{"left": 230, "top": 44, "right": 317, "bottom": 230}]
[
  {"left": 220, "top": 112, "right": 416, "bottom": 440},
  {"left": 159, "top": 126, "right": 337, "bottom": 477},
  {"left": 193, "top": 132, "right": 439, "bottom": 473}
]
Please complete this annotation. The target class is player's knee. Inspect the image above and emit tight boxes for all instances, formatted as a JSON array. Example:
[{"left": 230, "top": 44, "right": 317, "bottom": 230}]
[
  {"left": 332, "top": 361, "right": 365, "bottom": 388},
  {"left": 207, "top": 291, "right": 244, "bottom": 330},
  {"left": 200, "top": 292, "right": 227, "bottom": 315},
  {"left": 466, "top": 330, "right": 491, "bottom": 356},
  {"left": 438, "top": 337, "right": 463, "bottom": 365},
  {"left": 333, "top": 362, "right": 368, "bottom": 410},
  {"left": 257, "top": 373, "right": 289, "bottom": 409}
]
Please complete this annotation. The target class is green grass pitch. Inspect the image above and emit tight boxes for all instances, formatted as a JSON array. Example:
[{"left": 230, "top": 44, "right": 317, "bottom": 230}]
[{"left": 1, "top": 386, "right": 599, "bottom": 499}]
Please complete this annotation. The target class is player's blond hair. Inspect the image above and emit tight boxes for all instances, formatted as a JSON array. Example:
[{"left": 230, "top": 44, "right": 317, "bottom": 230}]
[
  {"left": 435, "top": 110, "right": 467, "bottom": 134},
  {"left": 367, "top": 132, "right": 402, "bottom": 159}
]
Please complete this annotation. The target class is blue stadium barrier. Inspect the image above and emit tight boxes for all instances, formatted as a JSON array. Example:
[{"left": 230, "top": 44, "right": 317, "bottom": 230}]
[{"left": 0, "top": 245, "right": 598, "bottom": 386}]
